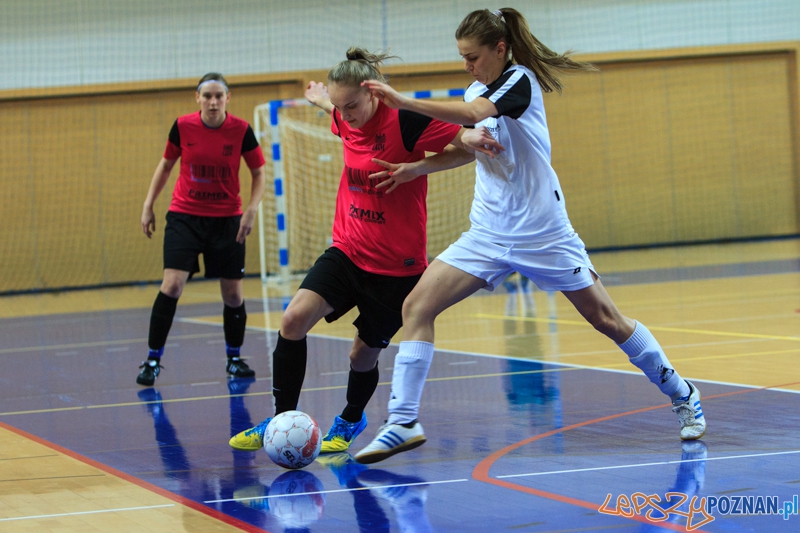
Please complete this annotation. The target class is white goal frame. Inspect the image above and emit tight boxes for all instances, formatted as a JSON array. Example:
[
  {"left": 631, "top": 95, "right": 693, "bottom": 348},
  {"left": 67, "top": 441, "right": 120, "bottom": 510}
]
[{"left": 254, "top": 88, "right": 467, "bottom": 285}]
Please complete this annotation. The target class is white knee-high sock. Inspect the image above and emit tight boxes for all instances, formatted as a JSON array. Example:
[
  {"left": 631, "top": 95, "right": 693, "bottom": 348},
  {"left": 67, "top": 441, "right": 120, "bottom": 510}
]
[
  {"left": 387, "top": 341, "right": 434, "bottom": 425},
  {"left": 618, "top": 321, "right": 689, "bottom": 401}
]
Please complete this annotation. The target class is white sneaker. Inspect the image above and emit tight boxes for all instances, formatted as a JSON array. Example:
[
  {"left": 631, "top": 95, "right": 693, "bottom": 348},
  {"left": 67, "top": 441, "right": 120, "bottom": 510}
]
[
  {"left": 354, "top": 421, "right": 426, "bottom": 464},
  {"left": 672, "top": 380, "right": 706, "bottom": 440}
]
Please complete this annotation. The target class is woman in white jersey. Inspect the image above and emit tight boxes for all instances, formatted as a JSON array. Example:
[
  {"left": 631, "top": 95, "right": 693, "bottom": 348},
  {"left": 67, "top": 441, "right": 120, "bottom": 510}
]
[{"left": 354, "top": 7, "right": 706, "bottom": 464}]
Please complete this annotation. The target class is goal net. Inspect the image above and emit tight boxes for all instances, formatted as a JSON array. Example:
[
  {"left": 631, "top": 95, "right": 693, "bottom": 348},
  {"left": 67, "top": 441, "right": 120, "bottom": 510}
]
[{"left": 254, "top": 91, "right": 475, "bottom": 284}]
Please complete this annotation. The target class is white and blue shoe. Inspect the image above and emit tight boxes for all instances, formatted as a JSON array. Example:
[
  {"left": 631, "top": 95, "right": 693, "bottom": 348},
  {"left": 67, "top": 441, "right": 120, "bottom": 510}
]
[
  {"left": 672, "top": 380, "right": 706, "bottom": 440},
  {"left": 354, "top": 421, "right": 426, "bottom": 464}
]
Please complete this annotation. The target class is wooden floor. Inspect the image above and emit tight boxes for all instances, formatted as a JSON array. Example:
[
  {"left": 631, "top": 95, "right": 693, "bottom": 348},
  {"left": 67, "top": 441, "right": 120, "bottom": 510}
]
[{"left": 1, "top": 238, "right": 799, "bottom": 532}]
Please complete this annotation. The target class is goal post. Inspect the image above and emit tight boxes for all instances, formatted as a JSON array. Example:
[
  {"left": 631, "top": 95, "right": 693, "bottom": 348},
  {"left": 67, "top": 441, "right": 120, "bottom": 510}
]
[{"left": 254, "top": 89, "right": 475, "bottom": 285}]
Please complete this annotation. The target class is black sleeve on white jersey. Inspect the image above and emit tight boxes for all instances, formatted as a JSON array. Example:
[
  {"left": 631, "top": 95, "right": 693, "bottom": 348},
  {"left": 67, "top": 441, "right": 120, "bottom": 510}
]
[
  {"left": 241, "top": 125, "right": 259, "bottom": 153},
  {"left": 482, "top": 70, "right": 531, "bottom": 120},
  {"left": 167, "top": 120, "right": 180, "bottom": 147},
  {"left": 398, "top": 109, "right": 434, "bottom": 152}
]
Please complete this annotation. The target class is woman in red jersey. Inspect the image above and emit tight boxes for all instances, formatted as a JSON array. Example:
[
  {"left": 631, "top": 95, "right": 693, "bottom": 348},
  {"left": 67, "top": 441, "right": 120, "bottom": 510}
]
[
  {"left": 137, "top": 72, "right": 266, "bottom": 386},
  {"left": 229, "top": 48, "right": 500, "bottom": 455}
]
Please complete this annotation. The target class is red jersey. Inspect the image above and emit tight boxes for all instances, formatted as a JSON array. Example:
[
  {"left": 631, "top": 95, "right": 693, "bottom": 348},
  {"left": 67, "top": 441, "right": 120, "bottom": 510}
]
[
  {"left": 163, "top": 112, "right": 265, "bottom": 217},
  {"left": 331, "top": 101, "right": 461, "bottom": 276}
]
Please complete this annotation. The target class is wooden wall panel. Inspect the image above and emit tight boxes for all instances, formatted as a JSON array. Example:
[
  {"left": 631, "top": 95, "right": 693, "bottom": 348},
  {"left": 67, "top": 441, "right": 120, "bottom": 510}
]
[
  {"left": 730, "top": 55, "right": 796, "bottom": 237},
  {"left": 604, "top": 64, "right": 676, "bottom": 246},
  {"left": 547, "top": 50, "right": 798, "bottom": 249},
  {"left": 0, "top": 103, "right": 38, "bottom": 290},
  {"left": 0, "top": 46, "right": 798, "bottom": 293}
]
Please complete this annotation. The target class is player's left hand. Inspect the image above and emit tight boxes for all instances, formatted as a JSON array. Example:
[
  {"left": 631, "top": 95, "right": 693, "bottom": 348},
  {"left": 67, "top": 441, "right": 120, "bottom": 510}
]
[
  {"left": 237, "top": 208, "right": 257, "bottom": 243},
  {"left": 461, "top": 126, "right": 505, "bottom": 157},
  {"left": 369, "top": 158, "right": 421, "bottom": 193}
]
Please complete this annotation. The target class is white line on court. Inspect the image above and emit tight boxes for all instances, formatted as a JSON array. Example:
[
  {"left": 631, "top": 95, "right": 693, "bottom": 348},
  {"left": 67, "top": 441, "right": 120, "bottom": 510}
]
[
  {"left": 496, "top": 449, "right": 800, "bottom": 479},
  {"left": 0, "top": 504, "right": 175, "bottom": 522},
  {"left": 104, "top": 313, "right": 800, "bottom": 396},
  {"left": 203, "top": 478, "right": 469, "bottom": 504}
]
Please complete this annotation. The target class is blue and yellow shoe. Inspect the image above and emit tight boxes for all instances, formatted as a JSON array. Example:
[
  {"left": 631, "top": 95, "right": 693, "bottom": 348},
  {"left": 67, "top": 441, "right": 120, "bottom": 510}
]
[
  {"left": 229, "top": 417, "right": 271, "bottom": 451},
  {"left": 320, "top": 413, "right": 367, "bottom": 453}
]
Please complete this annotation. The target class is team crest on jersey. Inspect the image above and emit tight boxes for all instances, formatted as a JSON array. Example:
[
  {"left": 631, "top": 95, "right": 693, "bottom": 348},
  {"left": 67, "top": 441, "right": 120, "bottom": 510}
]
[
  {"left": 222, "top": 144, "right": 233, "bottom": 156},
  {"left": 373, "top": 133, "right": 386, "bottom": 151}
]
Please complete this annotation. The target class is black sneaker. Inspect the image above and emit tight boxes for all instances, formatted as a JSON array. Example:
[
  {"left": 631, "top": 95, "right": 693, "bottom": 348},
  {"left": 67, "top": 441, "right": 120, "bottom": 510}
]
[
  {"left": 136, "top": 359, "right": 162, "bottom": 386},
  {"left": 226, "top": 357, "right": 255, "bottom": 378}
]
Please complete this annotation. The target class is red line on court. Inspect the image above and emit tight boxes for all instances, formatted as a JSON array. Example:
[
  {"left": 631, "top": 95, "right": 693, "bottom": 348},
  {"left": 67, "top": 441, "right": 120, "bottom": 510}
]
[
  {"left": 0, "top": 420, "right": 270, "bottom": 533},
  {"left": 472, "top": 381, "right": 800, "bottom": 532}
]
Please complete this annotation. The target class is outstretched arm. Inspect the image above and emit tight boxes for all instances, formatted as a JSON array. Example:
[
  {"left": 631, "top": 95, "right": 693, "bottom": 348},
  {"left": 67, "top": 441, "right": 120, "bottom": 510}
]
[
  {"left": 362, "top": 80, "right": 497, "bottom": 126},
  {"left": 305, "top": 81, "right": 334, "bottom": 114},
  {"left": 368, "top": 127, "right": 505, "bottom": 193},
  {"left": 370, "top": 145, "right": 474, "bottom": 193}
]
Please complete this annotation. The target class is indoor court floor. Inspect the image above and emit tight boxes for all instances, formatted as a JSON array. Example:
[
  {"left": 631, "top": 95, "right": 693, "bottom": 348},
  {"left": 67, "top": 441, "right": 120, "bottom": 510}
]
[{"left": 1, "top": 239, "right": 799, "bottom": 532}]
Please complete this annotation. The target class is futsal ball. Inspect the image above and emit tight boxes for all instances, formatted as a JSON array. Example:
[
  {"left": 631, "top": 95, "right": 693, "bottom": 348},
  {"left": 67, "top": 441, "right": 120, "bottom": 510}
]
[
  {"left": 268, "top": 470, "right": 325, "bottom": 528},
  {"left": 264, "top": 410, "right": 322, "bottom": 469}
]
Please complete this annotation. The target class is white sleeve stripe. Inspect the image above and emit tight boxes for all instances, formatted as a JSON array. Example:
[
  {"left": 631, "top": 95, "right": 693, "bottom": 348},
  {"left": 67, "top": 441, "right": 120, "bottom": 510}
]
[{"left": 486, "top": 68, "right": 526, "bottom": 103}]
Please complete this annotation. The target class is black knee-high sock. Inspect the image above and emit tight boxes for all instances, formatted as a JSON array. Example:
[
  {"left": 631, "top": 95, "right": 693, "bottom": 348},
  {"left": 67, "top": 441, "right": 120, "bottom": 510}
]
[
  {"left": 272, "top": 333, "right": 307, "bottom": 415},
  {"left": 223, "top": 302, "right": 247, "bottom": 356},
  {"left": 341, "top": 364, "right": 379, "bottom": 423},
  {"left": 148, "top": 291, "right": 178, "bottom": 353}
]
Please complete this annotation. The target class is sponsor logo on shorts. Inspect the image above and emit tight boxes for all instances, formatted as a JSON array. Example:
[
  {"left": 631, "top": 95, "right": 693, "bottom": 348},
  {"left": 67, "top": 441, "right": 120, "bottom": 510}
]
[{"left": 573, "top": 267, "right": 582, "bottom": 274}]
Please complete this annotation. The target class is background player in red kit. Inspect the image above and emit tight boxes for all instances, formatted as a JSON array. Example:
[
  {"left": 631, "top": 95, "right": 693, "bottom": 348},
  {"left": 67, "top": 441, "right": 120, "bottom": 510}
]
[
  {"left": 138, "top": 72, "right": 266, "bottom": 386},
  {"left": 228, "top": 48, "right": 489, "bottom": 455}
]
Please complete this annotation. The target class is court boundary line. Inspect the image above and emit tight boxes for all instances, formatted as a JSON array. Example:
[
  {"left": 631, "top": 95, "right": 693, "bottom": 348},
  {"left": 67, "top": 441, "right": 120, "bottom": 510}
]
[
  {"left": 0, "top": 504, "right": 175, "bottom": 523},
  {"left": 472, "top": 380, "right": 800, "bottom": 532},
  {"left": 2, "top": 333, "right": 799, "bottom": 417},
  {"left": 0, "top": 420, "right": 271, "bottom": 532},
  {"left": 496, "top": 449, "right": 800, "bottom": 479},
  {"left": 204, "top": 478, "right": 469, "bottom": 504}
]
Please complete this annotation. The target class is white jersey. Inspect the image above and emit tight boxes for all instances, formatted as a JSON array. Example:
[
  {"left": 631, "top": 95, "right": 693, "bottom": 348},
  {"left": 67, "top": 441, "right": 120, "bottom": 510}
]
[{"left": 465, "top": 63, "right": 574, "bottom": 244}]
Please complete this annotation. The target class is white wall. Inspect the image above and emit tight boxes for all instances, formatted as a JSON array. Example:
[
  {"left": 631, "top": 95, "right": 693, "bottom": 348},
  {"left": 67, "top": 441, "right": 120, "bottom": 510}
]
[{"left": 2, "top": 0, "right": 799, "bottom": 90}]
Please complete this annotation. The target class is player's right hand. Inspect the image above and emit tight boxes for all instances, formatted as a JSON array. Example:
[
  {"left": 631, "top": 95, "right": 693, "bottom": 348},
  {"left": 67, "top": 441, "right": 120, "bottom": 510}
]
[{"left": 141, "top": 208, "right": 155, "bottom": 238}]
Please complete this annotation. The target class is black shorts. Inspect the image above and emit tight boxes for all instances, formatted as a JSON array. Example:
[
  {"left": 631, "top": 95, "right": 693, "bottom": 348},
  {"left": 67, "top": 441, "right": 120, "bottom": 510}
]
[
  {"left": 299, "top": 247, "right": 421, "bottom": 349},
  {"left": 163, "top": 211, "right": 245, "bottom": 279}
]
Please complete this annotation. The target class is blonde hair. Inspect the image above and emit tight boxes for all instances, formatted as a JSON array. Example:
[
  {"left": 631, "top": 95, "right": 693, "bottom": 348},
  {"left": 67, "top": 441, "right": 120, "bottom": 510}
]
[
  {"left": 327, "top": 47, "right": 397, "bottom": 87},
  {"left": 455, "top": 8, "right": 595, "bottom": 93}
]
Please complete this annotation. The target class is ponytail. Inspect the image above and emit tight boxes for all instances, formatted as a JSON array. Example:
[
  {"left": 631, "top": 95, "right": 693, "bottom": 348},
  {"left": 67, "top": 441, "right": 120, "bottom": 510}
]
[
  {"left": 327, "top": 47, "right": 398, "bottom": 87},
  {"left": 456, "top": 8, "right": 595, "bottom": 93}
]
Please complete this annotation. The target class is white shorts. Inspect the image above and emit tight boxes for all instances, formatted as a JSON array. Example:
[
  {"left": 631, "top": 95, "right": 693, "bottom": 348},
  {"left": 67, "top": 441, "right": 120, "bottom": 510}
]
[{"left": 436, "top": 230, "right": 597, "bottom": 292}]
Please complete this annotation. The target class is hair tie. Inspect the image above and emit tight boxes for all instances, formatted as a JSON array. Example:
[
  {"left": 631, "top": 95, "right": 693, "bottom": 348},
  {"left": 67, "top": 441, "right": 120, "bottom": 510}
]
[
  {"left": 197, "top": 79, "right": 228, "bottom": 92},
  {"left": 493, "top": 9, "right": 504, "bottom": 20}
]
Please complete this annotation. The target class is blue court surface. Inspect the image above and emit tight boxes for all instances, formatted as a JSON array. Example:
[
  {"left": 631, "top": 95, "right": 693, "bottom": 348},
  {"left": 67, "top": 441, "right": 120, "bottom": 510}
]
[{"left": 1, "top": 269, "right": 800, "bottom": 532}]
